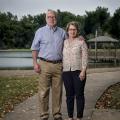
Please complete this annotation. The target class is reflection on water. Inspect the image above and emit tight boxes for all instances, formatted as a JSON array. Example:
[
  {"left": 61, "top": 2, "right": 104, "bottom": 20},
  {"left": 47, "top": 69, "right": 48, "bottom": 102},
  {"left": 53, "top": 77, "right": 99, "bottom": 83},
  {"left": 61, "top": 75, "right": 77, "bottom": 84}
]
[
  {"left": 88, "top": 62, "right": 118, "bottom": 68},
  {"left": 0, "top": 51, "right": 33, "bottom": 69},
  {"left": 0, "top": 58, "right": 33, "bottom": 68},
  {"left": 0, "top": 57, "right": 119, "bottom": 69},
  {"left": 0, "top": 51, "right": 119, "bottom": 69},
  {"left": 0, "top": 51, "right": 32, "bottom": 58}
]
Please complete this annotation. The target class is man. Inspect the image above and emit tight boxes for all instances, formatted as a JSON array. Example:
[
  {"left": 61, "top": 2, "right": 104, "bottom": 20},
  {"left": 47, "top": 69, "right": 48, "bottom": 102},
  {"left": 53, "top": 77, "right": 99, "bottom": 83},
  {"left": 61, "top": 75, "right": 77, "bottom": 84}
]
[{"left": 31, "top": 9, "right": 66, "bottom": 120}]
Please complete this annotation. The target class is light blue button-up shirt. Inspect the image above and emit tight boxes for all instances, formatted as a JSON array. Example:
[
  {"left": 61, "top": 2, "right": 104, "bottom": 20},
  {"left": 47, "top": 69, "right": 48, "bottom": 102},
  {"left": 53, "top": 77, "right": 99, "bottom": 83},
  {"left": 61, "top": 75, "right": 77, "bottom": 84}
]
[{"left": 31, "top": 25, "right": 66, "bottom": 60}]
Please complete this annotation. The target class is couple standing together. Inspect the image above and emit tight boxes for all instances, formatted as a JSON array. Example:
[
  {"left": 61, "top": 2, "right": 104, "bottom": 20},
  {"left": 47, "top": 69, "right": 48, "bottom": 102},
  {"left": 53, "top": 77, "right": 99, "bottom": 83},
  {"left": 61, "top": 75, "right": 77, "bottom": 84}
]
[{"left": 31, "top": 9, "right": 88, "bottom": 120}]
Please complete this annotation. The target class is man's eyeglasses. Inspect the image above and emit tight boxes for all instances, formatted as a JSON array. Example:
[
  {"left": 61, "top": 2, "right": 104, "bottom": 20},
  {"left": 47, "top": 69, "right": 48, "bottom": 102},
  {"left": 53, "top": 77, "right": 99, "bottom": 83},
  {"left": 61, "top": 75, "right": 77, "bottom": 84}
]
[{"left": 47, "top": 16, "right": 56, "bottom": 19}]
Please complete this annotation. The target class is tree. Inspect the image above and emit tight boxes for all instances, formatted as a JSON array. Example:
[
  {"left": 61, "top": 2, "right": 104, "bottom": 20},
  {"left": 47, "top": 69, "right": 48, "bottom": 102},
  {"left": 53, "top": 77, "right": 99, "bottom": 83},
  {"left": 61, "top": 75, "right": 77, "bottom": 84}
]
[
  {"left": 57, "top": 11, "right": 77, "bottom": 28},
  {"left": 0, "top": 12, "right": 18, "bottom": 49},
  {"left": 108, "top": 8, "right": 120, "bottom": 40},
  {"left": 84, "top": 7, "right": 110, "bottom": 37}
]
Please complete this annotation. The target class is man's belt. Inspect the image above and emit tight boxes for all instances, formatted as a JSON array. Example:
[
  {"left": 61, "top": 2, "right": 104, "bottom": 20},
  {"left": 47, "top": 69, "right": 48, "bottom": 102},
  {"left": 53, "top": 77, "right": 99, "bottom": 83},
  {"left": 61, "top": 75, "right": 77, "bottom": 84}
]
[{"left": 40, "top": 57, "right": 62, "bottom": 64}]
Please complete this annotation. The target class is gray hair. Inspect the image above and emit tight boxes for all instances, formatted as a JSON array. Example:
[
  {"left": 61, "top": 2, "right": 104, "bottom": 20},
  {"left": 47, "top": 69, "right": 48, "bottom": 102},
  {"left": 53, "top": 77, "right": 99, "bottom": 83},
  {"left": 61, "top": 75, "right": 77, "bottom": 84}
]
[{"left": 46, "top": 9, "right": 57, "bottom": 18}]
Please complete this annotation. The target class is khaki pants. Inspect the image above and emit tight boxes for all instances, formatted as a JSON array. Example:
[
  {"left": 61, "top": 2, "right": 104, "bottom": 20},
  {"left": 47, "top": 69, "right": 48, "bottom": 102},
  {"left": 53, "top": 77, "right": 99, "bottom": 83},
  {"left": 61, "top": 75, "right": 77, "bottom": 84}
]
[{"left": 38, "top": 60, "right": 63, "bottom": 119}]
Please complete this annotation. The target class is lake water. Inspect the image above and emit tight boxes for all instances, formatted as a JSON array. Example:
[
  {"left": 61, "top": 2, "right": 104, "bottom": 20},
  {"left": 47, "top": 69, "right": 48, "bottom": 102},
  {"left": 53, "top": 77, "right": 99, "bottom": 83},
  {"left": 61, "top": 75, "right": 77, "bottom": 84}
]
[
  {"left": 0, "top": 51, "right": 33, "bottom": 69},
  {"left": 0, "top": 51, "right": 119, "bottom": 69}
]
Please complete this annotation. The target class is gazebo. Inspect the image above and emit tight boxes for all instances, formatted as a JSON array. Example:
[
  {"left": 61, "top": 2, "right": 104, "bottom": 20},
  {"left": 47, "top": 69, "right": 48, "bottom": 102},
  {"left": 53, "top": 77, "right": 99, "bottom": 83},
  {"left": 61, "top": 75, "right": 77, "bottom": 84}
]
[{"left": 87, "top": 36, "right": 119, "bottom": 64}]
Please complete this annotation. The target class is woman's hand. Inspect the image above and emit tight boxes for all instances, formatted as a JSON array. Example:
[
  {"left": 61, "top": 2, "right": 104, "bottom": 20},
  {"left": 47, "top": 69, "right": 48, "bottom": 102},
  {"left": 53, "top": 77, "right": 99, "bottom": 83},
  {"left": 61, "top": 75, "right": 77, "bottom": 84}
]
[{"left": 79, "top": 70, "right": 85, "bottom": 81}]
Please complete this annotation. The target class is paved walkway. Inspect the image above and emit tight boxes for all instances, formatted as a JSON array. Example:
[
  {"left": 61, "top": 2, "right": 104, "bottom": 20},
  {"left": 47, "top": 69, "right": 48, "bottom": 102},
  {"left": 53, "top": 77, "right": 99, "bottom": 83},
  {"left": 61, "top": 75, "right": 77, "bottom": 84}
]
[{"left": 1, "top": 68, "right": 120, "bottom": 120}]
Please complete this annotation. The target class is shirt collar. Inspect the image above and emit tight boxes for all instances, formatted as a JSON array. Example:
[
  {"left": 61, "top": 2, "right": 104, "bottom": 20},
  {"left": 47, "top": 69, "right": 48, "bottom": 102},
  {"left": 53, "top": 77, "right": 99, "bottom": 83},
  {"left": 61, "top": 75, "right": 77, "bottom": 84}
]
[{"left": 46, "top": 24, "right": 57, "bottom": 32}]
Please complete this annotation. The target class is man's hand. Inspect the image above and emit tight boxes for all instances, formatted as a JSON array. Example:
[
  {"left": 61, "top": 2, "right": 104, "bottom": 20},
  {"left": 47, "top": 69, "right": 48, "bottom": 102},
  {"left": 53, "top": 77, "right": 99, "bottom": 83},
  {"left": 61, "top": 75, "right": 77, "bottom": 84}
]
[
  {"left": 79, "top": 36, "right": 85, "bottom": 41},
  {"left": 34, "top": 63, "right": 41, "bottom": 73}
]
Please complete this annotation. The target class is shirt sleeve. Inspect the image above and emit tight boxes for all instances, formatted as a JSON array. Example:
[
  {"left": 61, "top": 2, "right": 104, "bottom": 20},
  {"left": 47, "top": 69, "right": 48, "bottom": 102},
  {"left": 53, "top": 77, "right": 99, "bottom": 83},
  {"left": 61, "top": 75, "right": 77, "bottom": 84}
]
[
  {"left": 64, "top": 32, "right": 68, "bottom": 40},
  {"left": 31, "top": 29, "right": 41, "bottom": 51},
  {"left": 81, "top": 39, "right": 88, "bottom": 70}
]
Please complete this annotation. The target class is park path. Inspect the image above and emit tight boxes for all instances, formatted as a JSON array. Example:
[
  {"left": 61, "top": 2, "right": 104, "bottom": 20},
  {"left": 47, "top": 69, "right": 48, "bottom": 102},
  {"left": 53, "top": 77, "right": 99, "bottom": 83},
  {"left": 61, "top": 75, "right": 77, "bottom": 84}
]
[{"left": 1, "top": 67, "right": 120, "bottom": 120}]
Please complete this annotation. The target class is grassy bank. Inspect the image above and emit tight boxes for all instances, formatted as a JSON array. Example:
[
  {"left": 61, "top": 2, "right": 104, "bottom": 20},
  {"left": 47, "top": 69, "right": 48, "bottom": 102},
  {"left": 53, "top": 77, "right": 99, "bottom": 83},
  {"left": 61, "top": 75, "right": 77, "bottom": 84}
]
[
  {"left": 0, "top": 49, "right": 31, "bottom": 52},
  {"left": 0, "top": 76, "right": 38, "bottom": 118},
  {"left": 0, "top": 70, "right": 120, "bottom": 118},
  {"left": 95, "top": 82, "right": 120, "bottom": 109}
]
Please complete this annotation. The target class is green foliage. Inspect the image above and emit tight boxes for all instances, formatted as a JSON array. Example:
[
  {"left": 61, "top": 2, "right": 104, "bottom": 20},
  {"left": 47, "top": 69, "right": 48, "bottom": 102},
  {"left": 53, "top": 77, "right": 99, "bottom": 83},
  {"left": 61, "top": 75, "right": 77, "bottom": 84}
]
[
  {"left": 108, "top": 8, "right": 120, "bottom": 39},
  {"left": 0, "top": 7, "right": 120, "bottom": 49},
  {"left": 84, "top": 7, "right": 110, "bottom": 36},
  {"left": 57, "top": 10, "right": 77, "bottom": 28}
]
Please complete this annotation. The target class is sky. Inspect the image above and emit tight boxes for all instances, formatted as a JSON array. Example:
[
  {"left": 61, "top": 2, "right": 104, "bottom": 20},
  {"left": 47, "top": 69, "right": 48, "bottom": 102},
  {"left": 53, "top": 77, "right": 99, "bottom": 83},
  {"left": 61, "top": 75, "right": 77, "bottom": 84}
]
[{"left": 0, "top": 0, "right": 120, "bottom": 19}]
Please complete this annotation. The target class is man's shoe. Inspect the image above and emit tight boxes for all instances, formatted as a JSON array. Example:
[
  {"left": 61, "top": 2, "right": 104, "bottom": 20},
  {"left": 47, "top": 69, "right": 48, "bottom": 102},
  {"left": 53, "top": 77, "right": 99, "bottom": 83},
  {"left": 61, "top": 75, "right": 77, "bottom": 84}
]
[
  {"left": 42, "top": 118, "right": 48, "bottom": 120},
  {"left": 54, "top": 117, "right": 63, "bottom": 120},
  {"left": 76, "top": 118, "right": 82, "bottom": 120}
]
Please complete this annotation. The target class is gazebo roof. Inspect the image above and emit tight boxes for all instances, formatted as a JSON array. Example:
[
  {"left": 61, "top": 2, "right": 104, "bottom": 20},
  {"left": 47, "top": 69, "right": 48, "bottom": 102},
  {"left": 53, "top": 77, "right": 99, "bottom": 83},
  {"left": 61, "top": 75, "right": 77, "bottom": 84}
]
[{"left": 88, "top": 36, "right": 119, "bottom": 43}]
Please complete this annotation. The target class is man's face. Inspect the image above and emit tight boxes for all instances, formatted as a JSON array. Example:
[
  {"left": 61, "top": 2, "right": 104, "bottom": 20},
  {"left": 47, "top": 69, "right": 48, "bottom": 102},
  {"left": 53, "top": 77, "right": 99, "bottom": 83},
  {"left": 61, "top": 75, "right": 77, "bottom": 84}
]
[{"left": 46, "top": 11, "right": 57, "bottom": 27}]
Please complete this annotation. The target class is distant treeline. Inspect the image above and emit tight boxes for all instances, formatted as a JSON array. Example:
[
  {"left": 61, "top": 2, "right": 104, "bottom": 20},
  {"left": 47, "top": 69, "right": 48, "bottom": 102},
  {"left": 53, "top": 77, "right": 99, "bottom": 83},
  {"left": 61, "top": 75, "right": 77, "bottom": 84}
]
[{"left": 0, "top": 7, "right": 120, "bottom": 49}]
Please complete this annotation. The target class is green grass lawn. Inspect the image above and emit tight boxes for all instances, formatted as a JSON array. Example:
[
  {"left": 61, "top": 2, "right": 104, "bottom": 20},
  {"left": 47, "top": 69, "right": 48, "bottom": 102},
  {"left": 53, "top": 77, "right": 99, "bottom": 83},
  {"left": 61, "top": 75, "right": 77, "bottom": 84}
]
[
  {"left": 0, "top": 76, "right": 38, "bottom": 118},
  {"left": 0, "top": 75, "right": 120, "bottom": 118}
]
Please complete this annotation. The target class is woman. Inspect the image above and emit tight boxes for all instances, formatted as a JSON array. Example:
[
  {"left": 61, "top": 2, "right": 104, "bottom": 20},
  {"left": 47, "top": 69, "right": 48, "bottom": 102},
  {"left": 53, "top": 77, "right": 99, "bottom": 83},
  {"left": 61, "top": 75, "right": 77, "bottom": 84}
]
[{"left": 62, "top": 21, "right": 88, "bottom": 120}]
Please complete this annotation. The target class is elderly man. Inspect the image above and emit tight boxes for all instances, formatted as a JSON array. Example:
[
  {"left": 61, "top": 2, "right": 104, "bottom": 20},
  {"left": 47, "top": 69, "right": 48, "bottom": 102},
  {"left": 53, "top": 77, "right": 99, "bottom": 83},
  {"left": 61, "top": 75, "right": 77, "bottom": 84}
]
[{"left": 31, "top": 9, "right": 66, "bottom": 120}]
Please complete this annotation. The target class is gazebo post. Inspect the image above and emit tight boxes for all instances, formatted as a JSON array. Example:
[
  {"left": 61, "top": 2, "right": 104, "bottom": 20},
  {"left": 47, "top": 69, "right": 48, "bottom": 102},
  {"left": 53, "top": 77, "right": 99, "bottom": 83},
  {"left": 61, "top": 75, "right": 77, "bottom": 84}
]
[
  {"left": 95, "top": 30, "right": 98, "bottom": 63},
  {"left": 114, "top": 43, "right": 117, "bottom": 66}
]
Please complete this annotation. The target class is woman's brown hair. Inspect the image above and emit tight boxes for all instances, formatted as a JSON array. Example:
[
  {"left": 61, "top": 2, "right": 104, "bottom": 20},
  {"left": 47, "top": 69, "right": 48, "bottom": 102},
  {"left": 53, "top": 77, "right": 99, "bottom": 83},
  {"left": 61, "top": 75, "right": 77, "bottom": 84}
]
[{"left": 66, "top": 21, "right": 80, "bottom": 37}]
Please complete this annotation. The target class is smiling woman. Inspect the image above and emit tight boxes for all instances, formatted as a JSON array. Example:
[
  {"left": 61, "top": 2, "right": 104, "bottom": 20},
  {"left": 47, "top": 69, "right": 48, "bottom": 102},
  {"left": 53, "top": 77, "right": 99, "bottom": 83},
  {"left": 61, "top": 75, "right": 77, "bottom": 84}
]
[{"left": 62, "top": 21, "right": 88, "bottom": 120}]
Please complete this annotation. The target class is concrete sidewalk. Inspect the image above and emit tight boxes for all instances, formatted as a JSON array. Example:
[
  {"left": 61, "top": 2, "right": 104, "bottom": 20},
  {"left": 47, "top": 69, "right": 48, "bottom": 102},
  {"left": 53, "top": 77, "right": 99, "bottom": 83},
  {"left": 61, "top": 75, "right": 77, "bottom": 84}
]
[{"left": 2, "top": 68, "right": 120, "bottom": 120}]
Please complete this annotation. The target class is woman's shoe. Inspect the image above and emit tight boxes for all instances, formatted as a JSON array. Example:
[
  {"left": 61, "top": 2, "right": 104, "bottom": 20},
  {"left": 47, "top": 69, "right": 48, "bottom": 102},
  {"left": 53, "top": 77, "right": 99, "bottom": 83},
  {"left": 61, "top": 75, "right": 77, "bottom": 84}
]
[
  {"left": 64, "top": 118, "right": 74, "bottom": 120},
  {"left": 76, "top": 118, "right": 81, "bottom": 120},
  {"left": 69, "top": 118, "right": 74, "bottom": 120}
]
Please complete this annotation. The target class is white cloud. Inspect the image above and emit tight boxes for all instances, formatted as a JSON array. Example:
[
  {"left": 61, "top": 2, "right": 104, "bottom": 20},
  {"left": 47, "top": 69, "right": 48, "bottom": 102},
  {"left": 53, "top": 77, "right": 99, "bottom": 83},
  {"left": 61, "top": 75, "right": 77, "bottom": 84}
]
[{"left": 0, "top": 0, "right": 120, "bottom": 18}]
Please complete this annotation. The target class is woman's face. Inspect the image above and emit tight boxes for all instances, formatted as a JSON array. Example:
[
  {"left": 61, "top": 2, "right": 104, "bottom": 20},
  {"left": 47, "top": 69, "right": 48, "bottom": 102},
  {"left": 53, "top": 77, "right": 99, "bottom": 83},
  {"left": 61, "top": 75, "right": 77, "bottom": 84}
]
[{"left": 68, "top": 25, "right": 77, "bottom": 39}]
